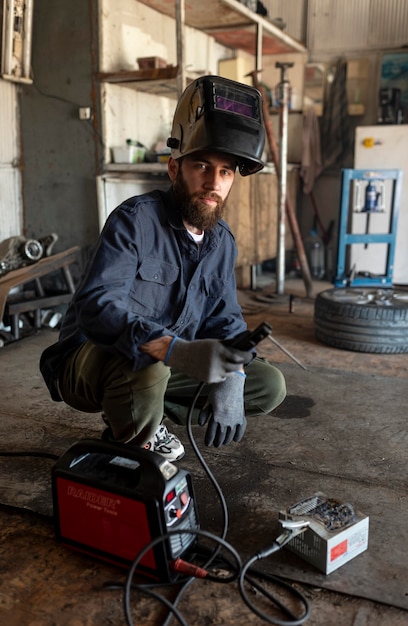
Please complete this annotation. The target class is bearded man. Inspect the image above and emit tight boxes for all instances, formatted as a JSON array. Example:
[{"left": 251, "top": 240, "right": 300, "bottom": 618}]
[{"left": 40, "top": 76, "right": 286, "bottom": 460}]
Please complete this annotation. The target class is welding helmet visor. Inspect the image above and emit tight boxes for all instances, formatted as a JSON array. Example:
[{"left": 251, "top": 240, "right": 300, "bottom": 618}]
[{"left": 167, "top": 75, "right": 265, "bottom": 176}]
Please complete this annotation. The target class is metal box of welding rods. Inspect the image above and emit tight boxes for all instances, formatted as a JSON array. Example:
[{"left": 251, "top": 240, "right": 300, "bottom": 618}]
[{"left": 279, "top": 492, "right": 369, "bottom": 574}]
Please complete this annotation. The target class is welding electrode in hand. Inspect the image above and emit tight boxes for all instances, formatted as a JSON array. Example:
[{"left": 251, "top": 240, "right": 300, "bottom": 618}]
[{"left": 227, "top": 321, "right": 272, "bottom": 350}]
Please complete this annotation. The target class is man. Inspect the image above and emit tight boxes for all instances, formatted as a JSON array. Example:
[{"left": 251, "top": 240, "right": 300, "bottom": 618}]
[{"left": 40, "top": 76, "right": 286, "bottom": 461}]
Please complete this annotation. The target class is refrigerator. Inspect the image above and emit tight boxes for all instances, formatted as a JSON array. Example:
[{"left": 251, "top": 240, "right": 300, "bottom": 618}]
[
  {"left": 354, "top": 125, "right": 408, "bottom": 285},
  {"left": 96, "top": 170, "right": 171, "bottom": 230}
]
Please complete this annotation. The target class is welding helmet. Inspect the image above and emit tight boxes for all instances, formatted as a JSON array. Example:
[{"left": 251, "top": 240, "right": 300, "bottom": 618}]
[{"left": 167, "top": 75, "right": 265, "bottom": 176}]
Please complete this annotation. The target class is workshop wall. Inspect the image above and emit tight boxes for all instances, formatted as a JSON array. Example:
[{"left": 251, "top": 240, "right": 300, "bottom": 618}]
[
  {"left": 99, "top": 0, "right": 234, "bottom": 161},
  {"left": 295, "top": 0, "right": 408, "bottom": 271},
  {"left": 18, "top": 0, "right": 100, "bottom": 265},
  {"left": 3, "top": 0, "right": 408, "bottom": 277}
]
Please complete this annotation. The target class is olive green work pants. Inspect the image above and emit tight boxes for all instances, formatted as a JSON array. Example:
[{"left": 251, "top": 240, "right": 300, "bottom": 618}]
[{"left": 58, "top": 340, "right": 286, "bottom": 445}]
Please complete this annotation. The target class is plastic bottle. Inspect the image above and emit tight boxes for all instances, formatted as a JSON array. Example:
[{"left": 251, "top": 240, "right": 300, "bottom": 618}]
[{"left": 304, "top": 230, "right": 325, "bottom": 279}]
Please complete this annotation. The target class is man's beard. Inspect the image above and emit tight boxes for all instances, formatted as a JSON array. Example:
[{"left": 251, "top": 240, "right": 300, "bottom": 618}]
[{"left": 173, "top": 170, "right": 226, "bottom": 231}]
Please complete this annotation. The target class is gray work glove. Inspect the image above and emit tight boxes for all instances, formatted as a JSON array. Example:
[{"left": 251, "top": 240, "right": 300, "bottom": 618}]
[
  {"left": 165, "top": 337, "right": 252, "bottom": 384},
  {"left": 198, "top": 373, "right": 247, "bottom": 447}
]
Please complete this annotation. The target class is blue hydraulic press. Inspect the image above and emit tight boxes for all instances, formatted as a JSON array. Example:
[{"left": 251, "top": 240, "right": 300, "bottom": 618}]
[{"left": 334, "top": 168, "right": 403, "bottom": 288}]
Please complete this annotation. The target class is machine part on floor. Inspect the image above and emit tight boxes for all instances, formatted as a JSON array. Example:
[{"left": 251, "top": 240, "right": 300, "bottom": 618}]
[
  {"left": 52, "top": 439, "right": 199, "bottom": 582},
  {"left": 335, "top": 169, "right": 402, "bottom": 288},
  {"left": 279, "top": 492, "right": 369, "bottom": 575},
  {"left": 247, "top": 69, "right": 314, "bottom": 299},
  {"left": 314, "top": 287, "right": 408, "bottom": 353},
  {"left": 0, "top": 233, "right": 58, "bottom": 277},
  {"left": 0, "top": 236, "right": 42, "bottom": 276}
]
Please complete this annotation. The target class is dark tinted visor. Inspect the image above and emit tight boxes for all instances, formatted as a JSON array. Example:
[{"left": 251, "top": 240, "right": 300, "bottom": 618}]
[{"left": 213, "top": 83, "right": 261, "bottom": 121}]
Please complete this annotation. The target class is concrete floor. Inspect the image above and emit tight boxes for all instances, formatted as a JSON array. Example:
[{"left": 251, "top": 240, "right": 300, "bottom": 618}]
[{"left": 0, "top": 278, "right": 407, "bottom": 626}]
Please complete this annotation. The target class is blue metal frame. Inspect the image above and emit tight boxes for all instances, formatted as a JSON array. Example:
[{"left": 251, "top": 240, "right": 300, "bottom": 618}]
[{"left": 334, "top": 168, "right": 403, "bottom": 288}]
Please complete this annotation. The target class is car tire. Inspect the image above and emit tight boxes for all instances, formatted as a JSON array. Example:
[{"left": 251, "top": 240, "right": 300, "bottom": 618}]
[{"left": 314, "top": 287, "right": 408, "bottom": 354}]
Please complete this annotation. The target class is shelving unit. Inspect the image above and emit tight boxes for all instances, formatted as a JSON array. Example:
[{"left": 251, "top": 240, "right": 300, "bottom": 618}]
[
  {"left": 97, "top": 66, "right": 181, "bottom": 97},
  {"left": 137, "top": 0, "right": 305, "bottom": 56},
  {"left": 97, "top": 0, "right": 305, "bottom": 286},
  {"left": 98, "top": 0, "right": 306, "bottom": 96}
]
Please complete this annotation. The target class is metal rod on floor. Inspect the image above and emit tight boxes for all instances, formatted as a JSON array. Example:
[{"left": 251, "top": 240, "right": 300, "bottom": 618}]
[{"left": 266, "top": 334, "right": 307, "bottom": 370}]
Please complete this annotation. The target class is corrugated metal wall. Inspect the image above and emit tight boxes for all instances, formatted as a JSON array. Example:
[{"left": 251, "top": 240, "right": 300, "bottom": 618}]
[
  {"left": 368, "top": 0, "right": 408, "bottom": 48},
  {"left": 307, "top": 0, "right": 408, "bottom": 54},
  {"left": 263, "top": 0, "right": 408, "bottom": 53},
  {"left": 262, "top": 0, "right": 307, "bottom": 43},
  {"left": 0, "top": 81, "right": 22, "bottom": 239}
]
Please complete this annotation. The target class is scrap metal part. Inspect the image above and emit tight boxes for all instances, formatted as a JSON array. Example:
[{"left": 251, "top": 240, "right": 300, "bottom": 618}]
[{"left": 0, "top": 234, "right": 58, "bottom": 277}]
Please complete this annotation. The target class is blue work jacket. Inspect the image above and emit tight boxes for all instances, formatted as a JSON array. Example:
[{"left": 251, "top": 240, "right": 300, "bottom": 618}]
[{"left": 40, "top": 187, "right": 247, "bottom": 398}]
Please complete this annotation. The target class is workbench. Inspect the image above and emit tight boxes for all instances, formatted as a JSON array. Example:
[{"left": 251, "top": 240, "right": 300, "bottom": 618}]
[{"left": 0, "top": 246, "right": 79, "bottom": 341}]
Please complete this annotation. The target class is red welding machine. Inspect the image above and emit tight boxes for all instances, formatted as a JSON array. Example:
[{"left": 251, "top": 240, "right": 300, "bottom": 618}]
[{"left": 52, "top": 439, "right": 199, "bottom": 582}]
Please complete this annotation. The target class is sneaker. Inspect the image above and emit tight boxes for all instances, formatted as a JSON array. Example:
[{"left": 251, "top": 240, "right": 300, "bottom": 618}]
[{"left": 144, "top": 424, "right": 185, "bottom": 462}]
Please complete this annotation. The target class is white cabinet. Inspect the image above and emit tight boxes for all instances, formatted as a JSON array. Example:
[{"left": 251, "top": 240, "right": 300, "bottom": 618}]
[{"left": 354, "top": 125, "right": 408, "bottom": 284}]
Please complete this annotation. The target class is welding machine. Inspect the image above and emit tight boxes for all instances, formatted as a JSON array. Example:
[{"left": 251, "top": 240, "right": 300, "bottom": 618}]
[{"left": 52, "top": 439, "right": 199, "bottom": 582}]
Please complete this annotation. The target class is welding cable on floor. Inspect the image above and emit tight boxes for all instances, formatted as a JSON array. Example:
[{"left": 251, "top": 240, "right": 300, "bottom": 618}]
[
  {"left": 122, "top": 381, "right": 234, "bottom": 626},
  {"left": 123, "top": 382, "right": 309, "bottom": 626},
  {"left": 239, "top": 552, "right": 310, "bottom": 626},
  {"left": 185, "top": 381, "right": 230, "bottom": 544},
  {"left": 184, "top": 382, "right": 310, "bottom": 626},
  {"left": 123, "top": 527, "right": 242, "bottom": 626}
]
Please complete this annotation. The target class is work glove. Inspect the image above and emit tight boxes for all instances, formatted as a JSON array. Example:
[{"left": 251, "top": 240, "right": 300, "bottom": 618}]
[
  {"left": 198, "top": 372, "right": 247, "bottom": 447},
  {"left": 165, "top": 337, "right": 252, "bottom": 384}
]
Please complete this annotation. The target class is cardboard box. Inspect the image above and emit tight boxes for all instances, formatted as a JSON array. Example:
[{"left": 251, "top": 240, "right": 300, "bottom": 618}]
[
  {"left": 137, "top": 56, "right": 167, "bottom": 70},
  {"left": 279, "top": 492, "right": 369, "bottom": 574}
]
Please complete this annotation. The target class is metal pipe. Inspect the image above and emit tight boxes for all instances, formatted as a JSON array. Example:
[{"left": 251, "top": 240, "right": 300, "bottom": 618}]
[
  {"left": 251, "top": 264, "right": 257, "bottom": 291},
  {"left": 175, "top": 0, "right": 186, "bottom": 97},
  {"left": 275, "top": 63, "right": 291, "bottom": 295},
  {"left": 247, "top": 68, "right": 314, "bottom": 299},
  {"left": 23, "top": 0, "right": 34, "bottom": 79}
]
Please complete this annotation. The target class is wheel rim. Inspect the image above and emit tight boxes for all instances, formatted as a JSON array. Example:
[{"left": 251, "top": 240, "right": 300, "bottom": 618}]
[{"left": 320, "top": 288, "right": 408, "bottom": 307}]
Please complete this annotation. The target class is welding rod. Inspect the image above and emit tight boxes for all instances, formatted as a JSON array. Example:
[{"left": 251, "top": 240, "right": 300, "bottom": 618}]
[{"left": 266, "top": 335, "right": 307, "bottom": 370}]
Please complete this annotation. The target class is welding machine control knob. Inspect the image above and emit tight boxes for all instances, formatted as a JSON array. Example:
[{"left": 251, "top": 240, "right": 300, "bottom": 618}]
[{"left": 169, "top": 507, "right": 182, "bottom": 519}]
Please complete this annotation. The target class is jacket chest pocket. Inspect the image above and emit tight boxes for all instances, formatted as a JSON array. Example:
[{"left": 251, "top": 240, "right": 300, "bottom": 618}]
[
  {"left": 130, "top": 258, "right": 180, "bottom": 317},
  {"left": 139, "top": 258, "right": 179, "bottom": 285},
  {"left": 202, "top": 274, "right": 227, "bottom": 300}
]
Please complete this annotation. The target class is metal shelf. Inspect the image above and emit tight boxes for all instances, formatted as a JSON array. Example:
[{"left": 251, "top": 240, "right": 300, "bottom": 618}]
[
  {"left": 104, "top": 163, "right": 169, "bottom": 174},
  {"left": 99, "top": 0, "right": 306, "bottom": 95},
  {"left": 97, "top": 66, "right": 182, "bottom": 96},
  {"left": 138, "top": 0, "right": 305, "bottom": 56}
]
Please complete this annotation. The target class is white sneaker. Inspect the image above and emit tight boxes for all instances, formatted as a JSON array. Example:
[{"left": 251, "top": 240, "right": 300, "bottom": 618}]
[{"left": 144, "top": 424, "right": 185, "bottom": 461}]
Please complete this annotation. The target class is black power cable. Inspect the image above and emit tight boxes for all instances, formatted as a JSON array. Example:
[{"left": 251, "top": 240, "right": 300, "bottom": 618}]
[
  {"left": 123, "top": 528, "right": 242, "bottom": 626},
  {"left": 0, "top": 381, "right": 310, "bottom": 625},
  {"left": 240, "top": 555, "right": 310, "bottom": 625},
  {"left": 120, "top": 380, "right": 310, "bottom": 626}
]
